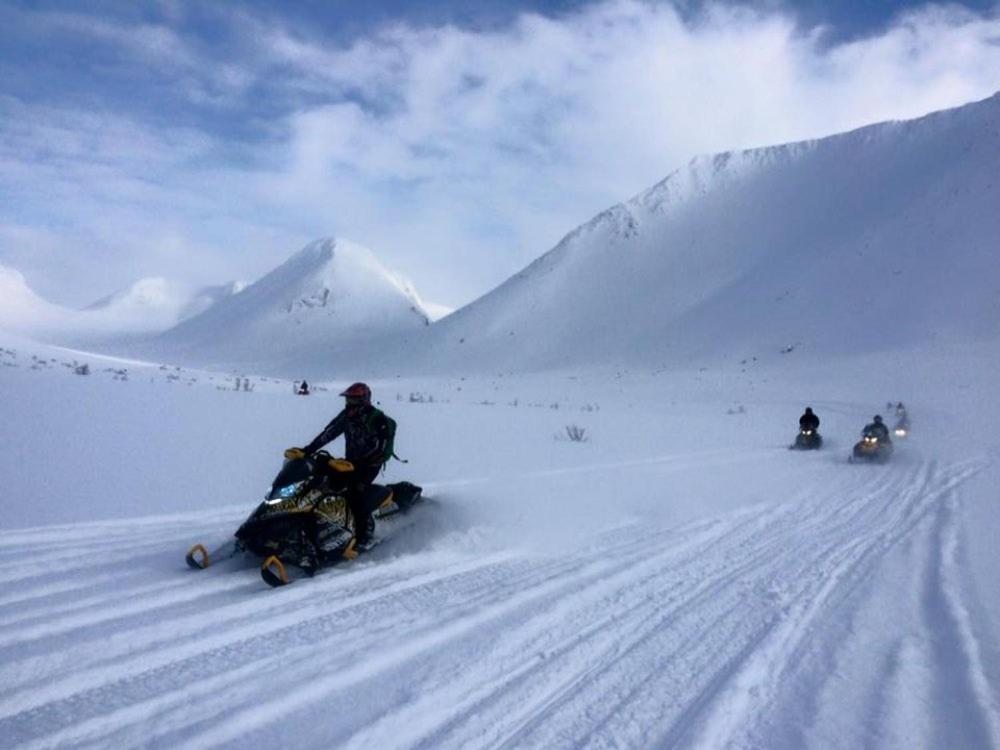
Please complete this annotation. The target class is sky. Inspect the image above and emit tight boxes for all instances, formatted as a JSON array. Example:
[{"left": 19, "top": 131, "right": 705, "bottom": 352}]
[{"left": 1, "top": 0, "right": 999, "bottom": 309}]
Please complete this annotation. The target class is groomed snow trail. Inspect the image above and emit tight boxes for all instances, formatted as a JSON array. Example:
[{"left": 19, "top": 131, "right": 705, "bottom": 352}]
[{"left": 0, "top": 455, "right": 993, "bottom": 749}]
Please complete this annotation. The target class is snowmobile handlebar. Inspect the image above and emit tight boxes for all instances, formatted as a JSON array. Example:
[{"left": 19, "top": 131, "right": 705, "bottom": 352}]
[{"left": 283, "top": 447, "right": 355, "bottom": 474}]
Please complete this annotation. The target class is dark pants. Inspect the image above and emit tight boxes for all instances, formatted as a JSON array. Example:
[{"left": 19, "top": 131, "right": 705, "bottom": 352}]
[{"left": 348, "top": 464, "right": 381, "bottom": 543}]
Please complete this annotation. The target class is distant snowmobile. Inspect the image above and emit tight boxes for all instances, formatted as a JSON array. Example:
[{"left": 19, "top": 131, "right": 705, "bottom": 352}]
[
  {"left": 892, "top": 403, "right": 910, "bottom": 438},
  {"left": 790, "top": 427, "right": 822, "bottom": 450},
  {"left": 186, "top": 451, "right": 422, "bottom": 586},
  {"left": 850, "top": 431, "right": 893, "bottom": 463}
]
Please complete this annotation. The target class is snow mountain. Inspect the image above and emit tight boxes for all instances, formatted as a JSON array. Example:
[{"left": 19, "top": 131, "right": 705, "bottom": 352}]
[
  {"left": 0, "top": 263, "right": 71, "bottom": 334},
  {"left": 83, "top": 277, "right": 247, "bottom": 334},
  {"left": 411, "top": 91, "right": 1000, "bottom": 373},
  {"left": 0, "top": 265, "right": 244, "bottom": 344},
  {"left": 151, "top": 238, "right": 432, "bottom": 374}
]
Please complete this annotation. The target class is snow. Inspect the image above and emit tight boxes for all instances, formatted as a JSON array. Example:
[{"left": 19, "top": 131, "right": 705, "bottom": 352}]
[
  {"left": 2, "top": 94, "right": 1000, "bottom": 748},
  {"left": 1, "top": 331, "right": 999, "bottom": 748}
]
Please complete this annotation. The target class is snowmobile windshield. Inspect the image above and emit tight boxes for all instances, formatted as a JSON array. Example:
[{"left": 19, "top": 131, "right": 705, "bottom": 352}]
[{"left": 269, "top": 458, "right": 316, "bottom": 498}]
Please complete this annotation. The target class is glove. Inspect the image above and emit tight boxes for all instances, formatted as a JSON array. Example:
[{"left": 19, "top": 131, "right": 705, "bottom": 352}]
[{"left": 284, "top": 447, "right": 306, "bottom": 460}]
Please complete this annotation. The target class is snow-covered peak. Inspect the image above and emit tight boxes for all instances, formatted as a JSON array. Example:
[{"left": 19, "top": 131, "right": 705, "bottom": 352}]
[
  {"left": 83, "top": 277, "right": 189, "bottom": 333},
  {"left": 84, "top": 276, "right": 247, "bottom": 331},
  {"left": 252, "top": 237, "right": 431, "bottom": 325},
  {"left": 151, "top": 237, "right": 432, "bottom": 374},
  {"left": 86, "top": 277, "right": 175, "bottom": 312}
]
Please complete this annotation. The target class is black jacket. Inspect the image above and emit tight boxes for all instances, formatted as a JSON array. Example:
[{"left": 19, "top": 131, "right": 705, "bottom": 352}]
[
  {"left": 303, "top": 405, "right": 393, "bottom": 467},
  {"left": 799, "top": 412, "right": 820, "bottom": 430},
  {"left": 863, "top": 422, "right": 890, "bottom": 440}
]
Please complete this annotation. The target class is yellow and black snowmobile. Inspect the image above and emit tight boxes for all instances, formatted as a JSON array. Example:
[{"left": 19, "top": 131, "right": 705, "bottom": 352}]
[{"left": 185, "top": 450, "right": 421, "bottom": 586}]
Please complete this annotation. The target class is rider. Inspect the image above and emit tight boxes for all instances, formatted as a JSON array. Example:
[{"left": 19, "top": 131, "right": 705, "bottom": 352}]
[
  {"left": 799, "top": 407, "right": 820, "bottom": 432},
  {"left": 299, "top": 382, "right": 394, "bottom": 550},
  {"left": 863, "top": 414, "right": 890, "bottom": 441}
]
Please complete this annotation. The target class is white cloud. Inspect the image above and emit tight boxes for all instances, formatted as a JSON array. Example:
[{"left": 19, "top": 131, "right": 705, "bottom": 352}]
[
  {"left": 254, "top": 1, "right": 1000, "bottom": 304},
  {"left": 2, "top": 1, "right": 1000, "bottom": 309}
]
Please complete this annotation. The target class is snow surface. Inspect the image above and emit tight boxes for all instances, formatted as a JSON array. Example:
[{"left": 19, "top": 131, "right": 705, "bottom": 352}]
[{"left": 1, "top": 331, "right": 999, "bottom": 748}]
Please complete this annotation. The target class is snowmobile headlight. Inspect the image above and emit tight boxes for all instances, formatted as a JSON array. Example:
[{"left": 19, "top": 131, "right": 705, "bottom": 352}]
[
  {"left": 266, "top": 480, "right": 306, "bottom": 503},
  {"left": 894, "top": 428, "right": 907, "bottom": 437}
]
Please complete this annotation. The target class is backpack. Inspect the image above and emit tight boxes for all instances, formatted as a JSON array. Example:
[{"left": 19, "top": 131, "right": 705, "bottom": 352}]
[{"left": 366, "top": 408, "right": 399, "bottom": 465}]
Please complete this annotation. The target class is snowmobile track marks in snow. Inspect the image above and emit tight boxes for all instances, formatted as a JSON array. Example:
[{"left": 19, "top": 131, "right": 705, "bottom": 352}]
[{"left": 0, "top": 456, "right": 993, "bottom": 749}]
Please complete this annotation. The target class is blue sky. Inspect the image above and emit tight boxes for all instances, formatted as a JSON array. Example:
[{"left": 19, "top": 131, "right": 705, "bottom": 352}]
[{"left": 1, "top": 0, "right": 999, "bottom": 308}]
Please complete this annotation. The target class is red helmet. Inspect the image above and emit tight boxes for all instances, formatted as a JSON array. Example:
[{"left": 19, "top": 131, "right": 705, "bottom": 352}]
[{"left": 340, "top": 382, "right": 372, "bottom": 404}]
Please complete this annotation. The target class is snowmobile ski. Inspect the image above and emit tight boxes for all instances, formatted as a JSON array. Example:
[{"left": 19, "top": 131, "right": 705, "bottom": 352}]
[
  {"left": 261, "top": 555, "right": 291, "bottom": 587},
  {"left": 260, "top": 536, "right": 385, "bottom": 587},
  {"left": 185, "top": 539, "right": 239, "bottom": 570}
]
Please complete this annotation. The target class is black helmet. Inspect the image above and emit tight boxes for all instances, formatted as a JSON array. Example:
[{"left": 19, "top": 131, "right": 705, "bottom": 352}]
[
  {"left": 340, "top": 382, "right": 372, "bottom": 405},
  {"left": 873, "top": 414, "right": 883, "bottom": 423},
  {"left": 804, "top": 407, "right": 813, "bottom": 414}
]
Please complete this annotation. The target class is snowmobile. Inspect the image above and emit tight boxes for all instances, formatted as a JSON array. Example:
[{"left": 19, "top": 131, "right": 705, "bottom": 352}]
[
  {"left": 186, "top": 450, "right": 421, "bottom": 586},
  {"left": 790, "top": 428, "right": 822, "bottom": 450},
  {"left": 850, "top": 432, "right": 893, "bottom": 463},
  {"left": 891, "top": 402, "right": 909, "bottom": 438}
]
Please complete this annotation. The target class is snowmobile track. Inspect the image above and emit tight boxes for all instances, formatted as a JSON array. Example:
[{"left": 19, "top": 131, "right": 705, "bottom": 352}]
[{"left": 0, "top": 456, "right": 993, "bottom": 749}]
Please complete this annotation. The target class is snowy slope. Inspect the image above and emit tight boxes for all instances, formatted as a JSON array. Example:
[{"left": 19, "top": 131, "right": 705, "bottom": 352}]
[
  {"left": 150, "top": 238, "right": 432, "bottom": 375},
  {"left": 0, "top": 263, "right": 74, "bottom": 334},
  {"left": 84, "top": 278, "right": 247, "bottom": 333},
  {"left": 0, "top": 265, "right": 244, "bottom": 344},
  {"left": 412, "top": 92, "right": 1000, "bottom": 372},
  {"left": 1, "top": 333, "right": 999, "bottom": 748}
]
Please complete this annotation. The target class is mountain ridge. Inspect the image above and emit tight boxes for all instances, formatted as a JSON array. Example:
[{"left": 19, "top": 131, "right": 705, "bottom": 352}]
[{"left": 400, "top": 90, "right": 1000, "bottom": 373}]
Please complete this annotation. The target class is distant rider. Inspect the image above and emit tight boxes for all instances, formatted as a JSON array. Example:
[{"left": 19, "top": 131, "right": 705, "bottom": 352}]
[
  {"left": 298, "top": 380, "right": 310, "bottom": 395},
  {"left": 893, "top": 402, "right": 910, "bottom": 434},
  {"left": 863, "top": 414, "right": 890, "bottom": 441},
  {"left": 299, "top": 382, "right": 394, "bottom": 550},
  {"left": 799, "top": 407, "right": 820, "bottom": 432}
]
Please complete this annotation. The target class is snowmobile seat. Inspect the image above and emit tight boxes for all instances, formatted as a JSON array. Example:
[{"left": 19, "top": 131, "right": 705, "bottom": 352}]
[
  {"left": 361, "top": 483, "right": 394, "bottom": 514},
  {"left": 387, "top": 481, "right": 423, "bottom": 510}
]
